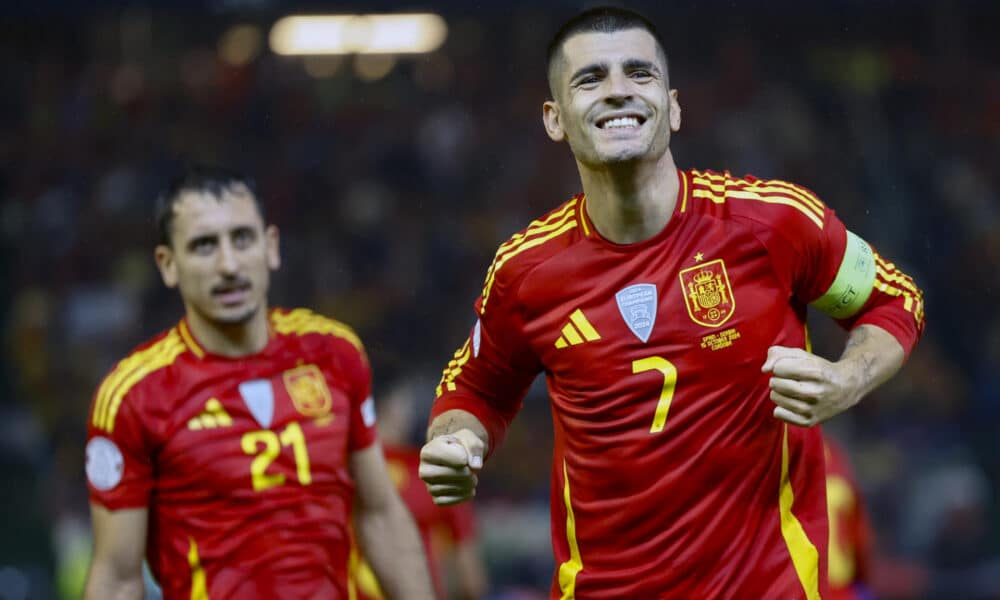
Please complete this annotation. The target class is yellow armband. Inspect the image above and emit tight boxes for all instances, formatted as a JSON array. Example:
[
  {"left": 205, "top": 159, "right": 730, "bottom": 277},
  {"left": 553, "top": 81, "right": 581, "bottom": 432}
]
[{"left": 810, "top": 230, "right": 876, "bottom": 319}]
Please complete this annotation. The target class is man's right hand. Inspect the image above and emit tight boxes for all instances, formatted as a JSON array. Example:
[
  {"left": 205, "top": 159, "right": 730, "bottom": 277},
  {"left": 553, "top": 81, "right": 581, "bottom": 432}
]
[{"left": 419, "top": 429, "right": 485, "bottom": 506}]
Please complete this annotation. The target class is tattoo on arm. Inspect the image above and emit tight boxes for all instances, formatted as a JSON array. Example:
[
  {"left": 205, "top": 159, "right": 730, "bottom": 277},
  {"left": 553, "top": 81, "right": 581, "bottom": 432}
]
[
  {"left": 843, "top": 326, "right": 876, "bottom": 389},
  {"left": 843, "top": 326, "right": 870, "bottom": 353},
  {"left": 427, "top": 415, "right": 460, "bottom": 440}
]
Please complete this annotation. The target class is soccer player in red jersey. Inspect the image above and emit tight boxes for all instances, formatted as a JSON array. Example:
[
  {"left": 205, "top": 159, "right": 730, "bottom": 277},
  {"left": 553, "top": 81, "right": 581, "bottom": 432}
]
[
  {"left": 353, "top": 380, "right": 487, "bottom": 600},
  {"left": 419, "top": 7, "right": 924, "bottom": 599},
  {"left": 825, "top": 437, "right": 876, "bottom": 600},
  {"left": 83, "top": 167, "right": 435, "bottom": 600}
]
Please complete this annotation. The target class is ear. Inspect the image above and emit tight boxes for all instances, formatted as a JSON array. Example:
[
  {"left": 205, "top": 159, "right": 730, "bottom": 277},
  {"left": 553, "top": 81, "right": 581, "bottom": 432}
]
[
  {"left": 154, "top": 245, "right": 178, "bottom": 288},
  {"left": 668, "top": 89, "right": 682, "bottom": 132},
  {"left": 265, "top": 225, "right": 281, "bottom": 270},
  {"left": 542, "top": 100, "right": 566, "bottom": 142}
]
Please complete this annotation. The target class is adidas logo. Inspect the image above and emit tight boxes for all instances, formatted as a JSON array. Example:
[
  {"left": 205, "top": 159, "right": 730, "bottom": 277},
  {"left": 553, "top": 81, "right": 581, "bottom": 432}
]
[
  {"left": 554, "top": 309, "right": 601, "bottom": 348},
  {"left": 188, "top": 398, "right": 233, "bottom": 430}
]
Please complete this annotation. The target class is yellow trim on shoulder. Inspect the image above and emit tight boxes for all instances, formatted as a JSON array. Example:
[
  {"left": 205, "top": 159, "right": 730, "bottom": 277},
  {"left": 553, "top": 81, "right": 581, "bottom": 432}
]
[
  {"left": 481, "top": 215, "right": 578, "bottom": 313},
  {"left": 92, "top": 330, "right": 186, "bottom": 432},
  {"left": 750, "top": 178, "right": 825, "bottom": 214},
  {"left": 578, "top": 196, "right": 591, "bottom": 237},
  {"left": 271, "top": 308, "right": 365, "bottom": 355},
  {"left": 557, "top": 460, "right": 583, "bottom": 600},
  {"left": 690, "top": 171, "right": 825, "bottom": 228},
  {"left": 494, "top": 199, "right": 578, "bottom": 256},
  {"left": 779, "top": 424, "right": 821, "bottom": 600}
]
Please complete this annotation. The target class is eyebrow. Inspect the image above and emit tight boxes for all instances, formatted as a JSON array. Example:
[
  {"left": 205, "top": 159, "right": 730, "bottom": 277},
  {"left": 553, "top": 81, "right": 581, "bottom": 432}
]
[
  {"left": 569, "top": 58, "right": 661, "bottom": 83},
  {"left": 569, "top": 62, "right": 606, "bottom": 83},
  {"left": 623, "top": 59, "right": 660, "bottom": 74}
]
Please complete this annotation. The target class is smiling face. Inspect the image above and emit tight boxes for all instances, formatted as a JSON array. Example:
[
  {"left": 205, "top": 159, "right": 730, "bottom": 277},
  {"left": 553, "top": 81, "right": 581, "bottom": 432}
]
[
  {"left": 154, "top": 185, "right": 280, "bottom": 330},
  {"left": 543, "top": 28, "right": 681, "bottom": 168}
]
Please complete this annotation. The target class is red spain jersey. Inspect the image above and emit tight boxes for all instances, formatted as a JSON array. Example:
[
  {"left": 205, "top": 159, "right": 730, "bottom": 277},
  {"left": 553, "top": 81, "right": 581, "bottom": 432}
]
[
  {"left": 85, "top": 307, "right": 377, "bottom": 600},
  {"left": 431, "top": 169, "right": 924, "bottom": 599},
  {"left": 825, "top": 438, "right": 875, "bottom": 600},
  {"left": 353, "top": 444, "right": 477, "bottom": 600}
]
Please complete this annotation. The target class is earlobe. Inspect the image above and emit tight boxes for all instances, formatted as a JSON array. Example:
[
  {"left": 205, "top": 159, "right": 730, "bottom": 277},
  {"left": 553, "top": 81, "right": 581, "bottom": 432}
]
[
  {"left": 266, "top": 225, "right": 281, "bottom": 270},
  {"left": 669, "top": 89, "right": 682, "bottom": 132},
  {"left": 542, "top": 101, "right": 566, "bottom": 142},
  {"left": 154, "top": 245, "right": 178, "bottom": 288}
]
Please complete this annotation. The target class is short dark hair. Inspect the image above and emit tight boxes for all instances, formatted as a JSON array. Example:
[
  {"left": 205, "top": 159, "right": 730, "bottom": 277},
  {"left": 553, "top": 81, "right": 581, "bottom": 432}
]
[
  {"left": 546, "top": 6, "right": 669, "bottom": 96},
  {"left": 155, "top": 165, "right": 263, "bottom": 246}
]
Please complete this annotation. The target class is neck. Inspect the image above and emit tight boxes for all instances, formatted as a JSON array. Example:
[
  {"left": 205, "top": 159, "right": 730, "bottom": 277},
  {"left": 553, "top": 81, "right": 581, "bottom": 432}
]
[
  {"left": 579, "top": 150, "right": 680, "bottom": 244},
  {"left": 184, "top": 305, "right": 270, "bottom": 357}
]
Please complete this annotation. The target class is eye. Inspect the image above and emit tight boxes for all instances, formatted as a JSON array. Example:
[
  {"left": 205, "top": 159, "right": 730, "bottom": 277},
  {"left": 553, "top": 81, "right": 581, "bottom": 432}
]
[
  {"left": 189, "top": 237, "right": 217, "bottom": 255},
  {"left": 630, "top": 69, "right": 653, "bottom": 81},
  {"left": 574, "top": 74, "right": 602, "bottom": 89},
  {"left": 232, "top": 228, "right": 257, "bottom": 249}
]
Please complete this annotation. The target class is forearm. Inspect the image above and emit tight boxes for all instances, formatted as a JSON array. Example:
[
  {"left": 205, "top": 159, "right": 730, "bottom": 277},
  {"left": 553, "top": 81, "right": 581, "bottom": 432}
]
[
  {"left": 355, "top": 497, "right": 435, "bottom": 600},
  {"left": 427, "top": 409, "right": 489, "bottom": 450},
  {"left": 837, "top": 324, "right": 905, "bottom": 401},
  {"left": 453, "top": 541, "right": 489, "bottom": 600},
  {"left": 84, "top": 562, "right": 144, "bottom": 600}
]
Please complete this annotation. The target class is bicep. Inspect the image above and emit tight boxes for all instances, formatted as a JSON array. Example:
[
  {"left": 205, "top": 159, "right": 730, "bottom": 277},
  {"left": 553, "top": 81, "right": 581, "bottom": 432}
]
[{"left": 90, "top": 503, "right": 148, "bottom": 576}]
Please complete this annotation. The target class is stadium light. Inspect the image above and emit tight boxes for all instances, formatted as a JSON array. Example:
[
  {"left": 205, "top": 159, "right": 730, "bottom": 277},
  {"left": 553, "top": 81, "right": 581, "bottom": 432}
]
[{"left": 269, "top": 14, "right": 447, "bottom": 55}]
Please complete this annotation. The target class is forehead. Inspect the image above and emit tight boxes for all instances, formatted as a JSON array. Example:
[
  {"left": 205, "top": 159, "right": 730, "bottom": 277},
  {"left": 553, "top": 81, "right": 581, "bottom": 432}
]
[
  {"left": 171, "top": 187, "right": 262, "bottom": 238},
  {"left": 559, "top": 29, "right": 663, "bottom": 76}
]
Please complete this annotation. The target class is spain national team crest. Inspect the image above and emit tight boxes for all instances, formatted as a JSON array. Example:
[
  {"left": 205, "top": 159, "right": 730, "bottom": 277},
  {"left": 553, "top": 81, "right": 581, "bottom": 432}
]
[
  {"left": 679, "top": 259, "right": 735, "bottom": 327},
  {"left": 615, "top": 283, "right": 658, "bottom": 343},
  {"left": 283, "top": 364, "right": 333, "bottom": 423}
]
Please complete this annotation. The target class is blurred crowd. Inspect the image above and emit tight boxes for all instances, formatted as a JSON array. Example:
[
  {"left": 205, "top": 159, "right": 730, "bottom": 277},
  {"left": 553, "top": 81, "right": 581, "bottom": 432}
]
[{"left": 1, "top": 1, "right": 998, "bottom": 598}]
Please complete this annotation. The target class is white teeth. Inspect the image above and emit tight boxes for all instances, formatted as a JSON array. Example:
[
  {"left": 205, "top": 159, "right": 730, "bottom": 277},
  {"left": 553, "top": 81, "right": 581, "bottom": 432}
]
[{"left": 603, "top": 116, "right": 640, "bottom": 129}]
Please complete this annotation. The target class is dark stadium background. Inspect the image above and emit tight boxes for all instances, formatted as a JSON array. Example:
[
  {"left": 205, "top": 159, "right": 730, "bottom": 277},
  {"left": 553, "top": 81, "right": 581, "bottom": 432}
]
[{"left": 1, "top": 1, "right": 998, "bottom": 598}]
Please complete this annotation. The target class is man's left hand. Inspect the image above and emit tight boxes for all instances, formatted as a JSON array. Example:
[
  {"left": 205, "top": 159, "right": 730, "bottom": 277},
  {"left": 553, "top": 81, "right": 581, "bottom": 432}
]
[{"left": 761, "top": 346, "right": 861, "bottom": 427}]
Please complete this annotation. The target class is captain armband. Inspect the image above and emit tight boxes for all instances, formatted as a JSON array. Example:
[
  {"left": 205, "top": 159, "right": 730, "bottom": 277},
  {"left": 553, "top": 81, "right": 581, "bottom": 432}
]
[{"left": 810, "top": 230, "right": 877, "bottom": 319}]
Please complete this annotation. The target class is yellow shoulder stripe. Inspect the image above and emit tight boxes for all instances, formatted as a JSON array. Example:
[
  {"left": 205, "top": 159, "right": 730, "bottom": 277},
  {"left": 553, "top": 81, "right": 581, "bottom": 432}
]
[
  {"left": 481, "top": 204, "right": 579, "bottom": 313},
  {"left": 690, "top": 171, "right": 824, "bottom": 229},
  {"left": 271, "top": 309, "right": 365, "bottom": 355},
  {"left": 494, "top": 199, "right": 578, "bottom": 256},
  {"left": 92, "top": 329, "right": 187, "bottom": 432}
]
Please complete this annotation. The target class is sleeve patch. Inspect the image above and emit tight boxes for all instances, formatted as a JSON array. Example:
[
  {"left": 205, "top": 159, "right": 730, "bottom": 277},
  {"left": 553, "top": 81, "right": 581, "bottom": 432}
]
[
  {"left": 811, "top": 230, "right": 877, "bottom": 319},
  {"left": 472, "top": 318, "right": 482, "bottom": 358},
  {"left": 360, "top": 396, "right": 376, "bottom": 427},
  {"left": 86, "top": 437, "right": 124, "bottom": 491}
]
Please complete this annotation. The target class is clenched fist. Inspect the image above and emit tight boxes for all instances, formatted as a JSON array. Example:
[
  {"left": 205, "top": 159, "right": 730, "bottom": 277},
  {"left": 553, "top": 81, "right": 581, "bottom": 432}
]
[{"left": 419, "top": 429, "right": 485, "bottom": 506}]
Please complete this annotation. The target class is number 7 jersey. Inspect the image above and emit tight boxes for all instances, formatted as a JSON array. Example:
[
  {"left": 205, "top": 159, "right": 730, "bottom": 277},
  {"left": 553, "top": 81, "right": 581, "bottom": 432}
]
[
  {"left": 431, "top": 168, "right": 924, "bottom": 599},
  {"left": 85, "top": 308, "right": 377, "bottom": 600}
]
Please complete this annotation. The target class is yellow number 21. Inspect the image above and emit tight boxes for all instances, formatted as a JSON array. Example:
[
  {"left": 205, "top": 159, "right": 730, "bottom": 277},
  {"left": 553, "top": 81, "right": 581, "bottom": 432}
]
[
  {"left": 241, "top": 421, "right": 313, "bottom": 492},
  {"left": 632, "top": 356, "right": 678, "bottom": 433}
]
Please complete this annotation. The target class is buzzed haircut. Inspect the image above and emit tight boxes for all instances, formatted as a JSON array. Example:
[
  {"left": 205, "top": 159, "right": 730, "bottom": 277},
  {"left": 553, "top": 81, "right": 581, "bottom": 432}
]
[
  {"left": 545, "top": 6, "right": 670, "bottom": 96},
  {"left": 155, "top": 165, "right": 264, "bottom": 246}
]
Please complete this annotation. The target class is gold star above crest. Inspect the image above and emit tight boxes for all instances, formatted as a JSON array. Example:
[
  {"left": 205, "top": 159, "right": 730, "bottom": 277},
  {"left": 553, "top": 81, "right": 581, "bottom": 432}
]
[{"left": 694, "top": 252, "right": 705, "bottom": 262}]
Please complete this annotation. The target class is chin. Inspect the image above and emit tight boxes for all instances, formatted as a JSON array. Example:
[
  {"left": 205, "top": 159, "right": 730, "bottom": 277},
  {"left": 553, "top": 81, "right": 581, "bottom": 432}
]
[{"left": 212, "top": 305, "right": 259, "bottom": 326}]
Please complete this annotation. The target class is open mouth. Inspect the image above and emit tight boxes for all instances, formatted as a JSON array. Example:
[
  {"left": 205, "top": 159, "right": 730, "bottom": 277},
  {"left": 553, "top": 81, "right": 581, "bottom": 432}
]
[{"left": 596, "top": 114, "right": 646, "bottom": 130}]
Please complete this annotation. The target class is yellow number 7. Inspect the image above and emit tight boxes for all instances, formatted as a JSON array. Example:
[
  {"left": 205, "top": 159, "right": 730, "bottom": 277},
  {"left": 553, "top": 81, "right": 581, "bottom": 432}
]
[{"left": 632, "top": 356, "right": 678, "bottom": 433}]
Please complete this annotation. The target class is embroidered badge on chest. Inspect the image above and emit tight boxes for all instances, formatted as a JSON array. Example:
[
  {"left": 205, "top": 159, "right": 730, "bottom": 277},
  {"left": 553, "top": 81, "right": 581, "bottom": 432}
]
[
  {"left": 679, "top": 258, "right": 735, "bottom": 327},
  {"left": 239, "top": 379, "right": 275, "bottom": 428},
  {"left": 615, "top": 283, "right": 658, "bottom": 343}
]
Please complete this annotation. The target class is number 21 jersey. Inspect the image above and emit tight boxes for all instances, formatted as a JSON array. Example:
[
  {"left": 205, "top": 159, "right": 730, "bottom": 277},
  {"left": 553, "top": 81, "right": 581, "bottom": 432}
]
[{"left": 86, "top": 308, "right": 377, "bottom": 599}]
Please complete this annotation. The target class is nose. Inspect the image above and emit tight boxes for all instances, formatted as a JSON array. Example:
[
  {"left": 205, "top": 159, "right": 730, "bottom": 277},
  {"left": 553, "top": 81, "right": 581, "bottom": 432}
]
[
  {"left": 216, "top": 240, "right": 239, "bottom": 275},
  {"left": 605, "top": 69, "right": 633, "bottom": 102}
]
